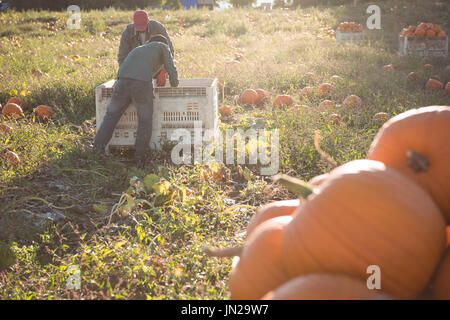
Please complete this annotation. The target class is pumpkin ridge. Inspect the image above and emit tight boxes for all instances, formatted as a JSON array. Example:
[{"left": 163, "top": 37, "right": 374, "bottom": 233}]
[
  {"left": 283, "top": 206, "right": 327, "bottom": 273},
  {"left": 286, "top": 205, "right": 412, "bottom": 296},
  {"left": 289, "top": 197, "right": 377, "bottom": 276},
  {"left": 239, "top": 256, "right": 287, "bottom": 297},
  {"left": 337, "top": 172, "right": 443, "bottom": 271},
  {"left": 325, "top": 192, "right": 432, "bottom": 295},
  {"left": 299, "top": 193, "right": 405, "bottom": 285}
]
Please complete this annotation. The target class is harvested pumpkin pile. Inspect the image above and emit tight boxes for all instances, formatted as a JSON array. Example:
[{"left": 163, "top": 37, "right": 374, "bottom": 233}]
[
  {"left": 337, "top": 22, "right": 363, "bottom": 32},
  {"left": 400, "top": 23, "right": 447, "bottom": 38},
  {"left": 206, "top": 106, "right": 450, "bottom": 300}
]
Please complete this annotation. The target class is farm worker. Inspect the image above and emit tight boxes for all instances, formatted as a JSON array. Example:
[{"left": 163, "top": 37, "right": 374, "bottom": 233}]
[
  {"left": 118, "top": 10, "right": 174, "bottom": 86},
  {"left": 93, "top": 35, "right": 179, "bottom": 168}
]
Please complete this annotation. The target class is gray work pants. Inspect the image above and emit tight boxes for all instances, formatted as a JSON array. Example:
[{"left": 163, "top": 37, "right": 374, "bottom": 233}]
[{"left": 94, "top": 78, "right": 154, "bottom": 160}]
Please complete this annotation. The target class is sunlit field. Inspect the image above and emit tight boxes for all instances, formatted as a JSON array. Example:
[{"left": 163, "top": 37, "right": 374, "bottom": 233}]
[{"left": 0, "top": 0, "right": 449, "bottom": 299}]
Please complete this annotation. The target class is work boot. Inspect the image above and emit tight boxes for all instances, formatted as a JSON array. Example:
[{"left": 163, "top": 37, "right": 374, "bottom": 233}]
[
  {"left": 136, "top": 157, "right": 146, "bottom": 169},
  {"left": 91, "top": 145, "right": 106, "bottom": 157}
]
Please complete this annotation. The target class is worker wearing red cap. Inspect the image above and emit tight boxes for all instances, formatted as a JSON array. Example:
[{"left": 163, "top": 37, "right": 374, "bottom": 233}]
[{"left": 118, "top": 10, "right": 174, "bottom": 66}]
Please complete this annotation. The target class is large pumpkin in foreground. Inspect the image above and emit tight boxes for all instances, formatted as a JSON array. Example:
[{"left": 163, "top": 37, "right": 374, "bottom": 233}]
[
  {"left": 281, "top": 160, "right": 446, "bottom": 299},
  {"left": 263, "top": 273, "right": 390, "bottom": 300},
  {"left": 432, "top": 248, "right": 450, "bottom": 300},
  {"left": 367, "top": 106, "right": 450, "bottom": 223},
  {"left": 246, "top": 199, "right": 300, "bottom": 238},
  {"left": 229, "top": 216, "right": 292, "bottom": 300}
]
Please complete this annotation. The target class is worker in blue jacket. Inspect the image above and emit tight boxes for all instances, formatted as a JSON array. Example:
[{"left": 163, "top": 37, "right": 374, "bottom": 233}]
[{"left": 93, "top": 35, "right": 179, "bottom": 168}]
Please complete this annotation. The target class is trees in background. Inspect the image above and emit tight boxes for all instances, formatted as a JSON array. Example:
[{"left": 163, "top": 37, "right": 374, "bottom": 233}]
[{"left": 9, "top": 0, "right": 167, "bottom": 10}]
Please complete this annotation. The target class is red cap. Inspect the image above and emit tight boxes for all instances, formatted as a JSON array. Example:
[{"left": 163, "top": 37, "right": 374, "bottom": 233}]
[{"left": 133, "top": 10, "right": 149, "bottom": 32}]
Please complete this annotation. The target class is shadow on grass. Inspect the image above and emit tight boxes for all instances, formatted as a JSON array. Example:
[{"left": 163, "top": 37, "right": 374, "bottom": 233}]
[
  {"left": 0, "top": 126, "right": 176, "bottom": 258},
  {"left": 0, "top": 142, "right": 133, "bottom": 266}
]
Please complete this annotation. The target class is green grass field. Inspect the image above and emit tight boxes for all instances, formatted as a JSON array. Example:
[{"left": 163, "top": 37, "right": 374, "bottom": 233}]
[{"left": 0, "top": 1, "right": 449, "bottom": 299}]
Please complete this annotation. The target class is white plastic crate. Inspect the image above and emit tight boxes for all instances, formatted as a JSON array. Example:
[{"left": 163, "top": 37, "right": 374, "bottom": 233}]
[
  {"left": 336, "top": 31, "right": 364, "bottom": 43},
  {"left": 95, "top": 78, "right": 219, "bottom": 152},
  {"left": 399, "top": 36, "right": 448, "bottom": 58}
]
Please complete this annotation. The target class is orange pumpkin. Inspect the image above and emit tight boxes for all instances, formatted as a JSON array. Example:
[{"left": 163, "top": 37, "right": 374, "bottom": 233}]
[
  {"left": 219, "top": 105, "right": 232, "bottom": 116},
  {"left": 437, "top": 31, "right": 446, "bottom": 37},
  {"left": 383, "top": 64, "right": 394, "bottom": 72},
  {"left": 318, "top": 83, "right": 332, "bottom": 95},
  {"left": 319, "top": 100, "right": 334, "bottom": 109},
  {"left": 2, "top": 103, "right": 23, "bottom": 119},
  {"left": 415, "top": 28, "right": 426, "bottom": 37},
  {"left": 407, "top": 25, "right": 416, "bottom": 33},
  {"left": 447, "top": 226, "right": 450, "bottom": 245},
  {"left": 7, "top": 97, "right": 24, "bottom": 107},
  {"left": 305, "top": 72, "right": 315, "bottom": 80},
  {"left": 254, "top": 89, "right": 267, "bottom": 105},
  {"left": 246, "top": 200, "right": 300, "bottom": 238},
  {"left": 262, "top": 274, "right": 390, "bottom": 300},
  {"left": 373, "top": 112, "right": 389, "bottom": 121},
  {"left": 329, "top": 113, "right": 341, "bottom": 125},
  {"left": 330, "top": 75, "right": 343, "bottom": 83},
  {"left": 240, "top": 89, "right": 258, "bottom": 105},
  {"left": 368, "top": 106, "right": 450, "bottom": 223},
  {"left": 301, "top": 86, "right": 314, "bottom": 96},
  {"left": 273, "top": 95, "right": 294, "bottom": 108},
  {"left": 0, "top": 123, "right": 13, "bottom": 133},
  {"left": 432, "top": 25, "right": 441, "bottom": 33},
  {"left": 1, "top": 151, "right": 20, "bottom": 167},
  {"left": 445, "top": 82, "right": 450, "bottom": 95},
  {"left": 417, "top": 23, "right": 427, "bottom": 30},
  {"left": 229, "top": 216, "right": 292, "bottom": 300},
  {"left": 343, "top": 95, "right": 363, "bottom": 108},
  {"left": 426, "top": 30, "right": 436, "bottom": 37},
  {"left": 425, "top": 79, "right": 444, "bottom": 90},
  {"left": 281, "top": 160, "right": 446, "bottom": 299},
  {"left": 308, "top": 173, "right": 329, "bottom": 187},
  {"left": 424, "top": 64, "right": 433, "bottom": 70},
  {"left": 432, "top": 248, "right": 450, "bottom": 300},
  {"left": 400, "top": 29, "right": 408, "bottom": 37},
  {"left": 407, "top": 72, "right": 417, "bottom": 81},
  {"left": 35, "top": 105, "right": 54, "bottom": 119},
  {"left": 292, "top": 105, "right": 310, "bottom": 112}
]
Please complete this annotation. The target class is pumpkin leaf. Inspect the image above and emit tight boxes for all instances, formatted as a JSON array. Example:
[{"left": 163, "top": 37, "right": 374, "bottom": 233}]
[
  {"left": 273, "top": 174, "right": 314, "bottom": 199},
  {"left": 144, "top": 174, "right": 160, "bottom": 192},
  {"left": 153, "top": 180, "right": 171, "bottom": 196},
  {"left": 92, "top": 202, "right": 108, "bottom": 213}
]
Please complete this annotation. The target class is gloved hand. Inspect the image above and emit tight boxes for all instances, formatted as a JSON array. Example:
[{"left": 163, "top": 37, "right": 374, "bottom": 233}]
[{"left": 157, "top": 70, "right": 167, "bottom": 87}]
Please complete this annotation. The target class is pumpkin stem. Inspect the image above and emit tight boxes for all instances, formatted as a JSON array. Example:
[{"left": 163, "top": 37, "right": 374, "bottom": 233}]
[
  {"left": 204, "top": 246, "right": 243, "bottom": 258},
  {"left": 407, "top": 150, "right": 429, "bottom": 173},
  {"left": 273, "top": 174, "right": 314, "bottom": 199},
  {"left": 314, "top": 131, "right": 338, "bottom": 169}
]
